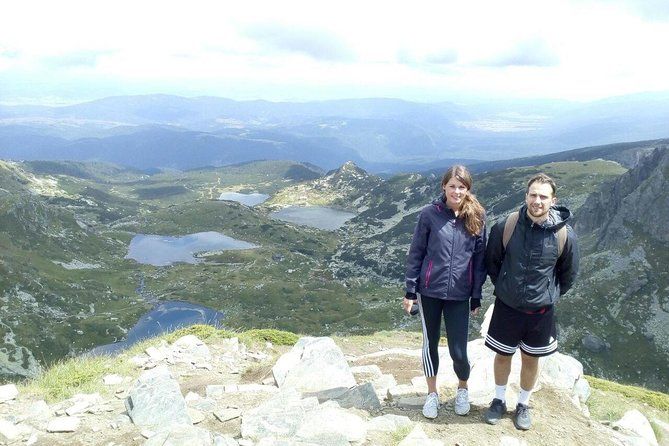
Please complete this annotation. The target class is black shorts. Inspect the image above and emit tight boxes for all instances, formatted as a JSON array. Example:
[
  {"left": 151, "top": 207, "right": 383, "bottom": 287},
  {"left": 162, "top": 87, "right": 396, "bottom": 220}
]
[{"left": 485, "top": 299, "right": 557, "bottom": 357}]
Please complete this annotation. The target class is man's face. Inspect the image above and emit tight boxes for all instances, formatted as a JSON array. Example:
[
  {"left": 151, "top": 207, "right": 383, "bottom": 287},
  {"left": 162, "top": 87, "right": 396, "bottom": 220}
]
[{"left": 525, "top": 181, "right": 556, "bottom": 220}]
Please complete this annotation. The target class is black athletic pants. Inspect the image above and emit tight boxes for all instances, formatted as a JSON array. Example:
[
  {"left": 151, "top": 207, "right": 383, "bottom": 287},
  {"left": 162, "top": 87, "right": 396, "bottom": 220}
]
[{"left": 418, "top": 294, "right": 470, "bottom": 381}]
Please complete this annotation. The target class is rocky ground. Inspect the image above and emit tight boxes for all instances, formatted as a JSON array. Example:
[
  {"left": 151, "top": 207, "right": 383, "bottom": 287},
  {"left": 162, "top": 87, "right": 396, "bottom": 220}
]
[{"left": 1, "top": 322, "right": 665, "bottom": 446}]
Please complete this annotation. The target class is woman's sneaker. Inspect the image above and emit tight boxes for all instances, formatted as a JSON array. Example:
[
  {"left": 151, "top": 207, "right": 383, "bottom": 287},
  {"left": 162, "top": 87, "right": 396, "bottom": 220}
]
[
  {"left": 454, "top": 388, "right": 470, "bottom": 415},
  {"left": 422, "top": 392, "right": 440, "bottom": 419}
]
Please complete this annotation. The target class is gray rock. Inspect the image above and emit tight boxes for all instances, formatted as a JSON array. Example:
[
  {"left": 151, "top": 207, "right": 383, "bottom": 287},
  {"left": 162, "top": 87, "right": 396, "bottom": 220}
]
[
  {"left": 395, "top": 396, "right": 426, "bottom": 410},
  {"left": 317, "top": 382, "right": 381, "bottom": 410},
  {"left": 213, "top": 435, "right": 239, "bottom": 446},
  {"left": 0, "top": 384, "right": 19, "bottom": 403},
  {"left": 538, "top": 353, "right": 583, "bottom": 391},
  {"left": 582, "top": 334, "right": 610, "bottom": 353},
  {"left": 144, "top": 425, "right": 214, "bottom": 446},
  {"left": 188, "top": 408, "right": 206, "bottom": 424},
  {"left": 274, "top": 337, "right": 356, "bottom": 393},
  {"left": 572, "top": 377, "right": 591, "bottom": 404},
  {"left": 371, "top": 374, "right": 398, "bottom": 400},
  {"left": 241, "top": 389, "right": 312, "bottom": 440},
  {"left": 295, "top": 403, "right": 367, "bottom": 443},
  {"left": 103, "top": 374, "right": 124, "bottom": 385},
  {"left": 46, "top": 417, "right": 80, "bottom": 433},
  {"left": 613, "top": 410, "right": 658, "bottom": 446},
  {"left": 125, "top": 365, "right": 191, "bottom": 428},
  {"left": 0, "top": 419, "right": 31, "bottom": 441},
  {"left": 368, "top": 414, "right": 412, "bottom": 432},
  {"left": 214, "top": 408, "right": 242, "bottom": 423},
  {"left": 350, "top": 364, "right": 383, "bottom": 382}
]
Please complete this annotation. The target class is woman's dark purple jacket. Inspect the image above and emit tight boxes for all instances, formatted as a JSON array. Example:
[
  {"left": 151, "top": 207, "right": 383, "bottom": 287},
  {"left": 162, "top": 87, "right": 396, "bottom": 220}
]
[{"left": 405, "top": 197, "right": 487, "bottom": 301}]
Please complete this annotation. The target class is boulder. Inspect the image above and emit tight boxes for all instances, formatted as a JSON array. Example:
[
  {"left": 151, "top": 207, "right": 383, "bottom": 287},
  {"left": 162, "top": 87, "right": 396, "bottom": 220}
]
[
  {"left": 0, "top": 384, "right": 19, "bottom": 403},
  {"left": 332, "top": 382, "right": 381, "bottom": 410},
  {"left": 572, "top": 377, "right": 591, "bottom": 404},
  {"left": 613, "top": 409, "right": 658, "bottom": 446},
  {"left": 241, "top": 389, "right": 311, "bottom": 440},
  {"left": 273, "top": 337, "right": 356, "bottom": 393},
  {"left": 0, "top": 419, "right": 32, "bottom": 442},
  {"left": 538, "top": 353, "right": 583, "bottom": 391},
  {"left": 125, "top": 365, "right": 191, "bottom": 428},
  {"left": 295, "top": 401, "right": 367, "bottom": 443}
]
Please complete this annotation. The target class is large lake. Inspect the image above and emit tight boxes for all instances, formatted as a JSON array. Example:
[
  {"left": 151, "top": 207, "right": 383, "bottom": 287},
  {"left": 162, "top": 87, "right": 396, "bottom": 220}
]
[
  {"left": 126, "top": 231, "right": 257, "bottom": 266},
  {"left": 90, "top": 301, "right": 224, "bottom": 355},
  {"left": 218, "top": 192, "right": 269, "bottom": 206},
  {"left": 270, "top": 206, "right": 356, "bottom": 230}
]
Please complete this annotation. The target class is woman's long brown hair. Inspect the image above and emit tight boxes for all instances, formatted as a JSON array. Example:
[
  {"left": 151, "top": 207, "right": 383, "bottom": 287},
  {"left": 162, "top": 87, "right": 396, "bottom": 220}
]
[{"left": 441, "top": 165, "right": 485, "bottom": 236}]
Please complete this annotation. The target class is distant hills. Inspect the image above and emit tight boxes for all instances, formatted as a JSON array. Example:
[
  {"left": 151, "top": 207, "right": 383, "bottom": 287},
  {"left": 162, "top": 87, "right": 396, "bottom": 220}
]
[{"left": 1, "top": 93, "right": 669, "bottom": 172}]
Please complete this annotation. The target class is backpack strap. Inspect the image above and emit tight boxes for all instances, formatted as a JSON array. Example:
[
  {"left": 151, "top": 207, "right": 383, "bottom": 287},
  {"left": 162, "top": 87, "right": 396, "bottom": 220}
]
[
  {"left": 556, "top": 226, "right": 567, "bottom": 258},
  {"left": 503, "top": 210, "right": 568, "bottom": 257},
  {"left": 502, "top": 211, "right": 519, "bottom": 249}
]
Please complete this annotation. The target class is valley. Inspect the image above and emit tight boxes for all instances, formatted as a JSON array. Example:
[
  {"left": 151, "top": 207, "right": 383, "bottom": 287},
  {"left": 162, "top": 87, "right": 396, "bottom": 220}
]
[{"left": 0, "top": 141, "right": 667, "bottom": 394}]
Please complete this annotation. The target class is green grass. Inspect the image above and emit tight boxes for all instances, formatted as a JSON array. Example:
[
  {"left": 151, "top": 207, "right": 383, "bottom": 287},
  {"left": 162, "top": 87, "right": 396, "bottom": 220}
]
[
  {"left": 586, "top": 375, "right": 669, "bottom": 413},
  {"left": 22, "top": 355, "right": 135, "bottom": 402}
]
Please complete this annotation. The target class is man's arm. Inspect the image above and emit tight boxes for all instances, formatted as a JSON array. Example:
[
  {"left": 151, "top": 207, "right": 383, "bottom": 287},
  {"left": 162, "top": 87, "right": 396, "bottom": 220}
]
[
  {"left": 485, "top": 221, "right": 504, "bottom": 285},
  {"left": 556, "top": 226, "right": 579, "bottom": 295}
]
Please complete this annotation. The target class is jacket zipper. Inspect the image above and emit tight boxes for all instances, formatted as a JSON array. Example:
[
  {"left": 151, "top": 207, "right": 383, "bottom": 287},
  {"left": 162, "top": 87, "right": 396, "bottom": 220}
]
[{"left": 425, "top": 260, "right": 433, "bottom": 288}]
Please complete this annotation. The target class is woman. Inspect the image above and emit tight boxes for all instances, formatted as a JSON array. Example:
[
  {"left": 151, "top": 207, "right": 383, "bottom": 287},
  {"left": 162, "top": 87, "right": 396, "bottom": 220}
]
[{"left": 402, "top": 164, "right": 487, "bottom": 419}]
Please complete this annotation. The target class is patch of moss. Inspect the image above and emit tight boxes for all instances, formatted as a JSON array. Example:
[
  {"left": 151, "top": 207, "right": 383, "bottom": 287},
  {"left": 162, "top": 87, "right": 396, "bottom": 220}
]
[
  {"left": 586, "top": 375, "right": 669, "bottom": 412},
  {"left": 238, "top": 329, "right": 299, "bottom": 346}
]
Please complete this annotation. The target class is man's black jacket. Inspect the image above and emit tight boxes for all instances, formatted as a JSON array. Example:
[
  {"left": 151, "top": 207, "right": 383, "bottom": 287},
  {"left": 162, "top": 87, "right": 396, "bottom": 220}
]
[{"left": 485, "top": 205, "right": 579, "bottom": 311}]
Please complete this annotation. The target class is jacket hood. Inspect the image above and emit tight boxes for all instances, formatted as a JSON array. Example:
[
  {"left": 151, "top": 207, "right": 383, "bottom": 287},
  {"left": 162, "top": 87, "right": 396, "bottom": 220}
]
[{"left": 519, "top": 204, "right": 571, "bottom": 230}]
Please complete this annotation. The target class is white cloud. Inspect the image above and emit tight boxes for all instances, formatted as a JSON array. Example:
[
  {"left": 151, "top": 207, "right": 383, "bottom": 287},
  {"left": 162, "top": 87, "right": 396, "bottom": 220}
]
[{"left": 1, "top": 0, "right": 669, "bottom": 103}]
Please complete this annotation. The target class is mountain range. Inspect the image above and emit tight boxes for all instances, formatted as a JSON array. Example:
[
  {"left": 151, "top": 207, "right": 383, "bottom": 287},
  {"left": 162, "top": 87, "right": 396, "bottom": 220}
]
[{"left": 2, "top": 93, "right": 669, "bottom": 172}]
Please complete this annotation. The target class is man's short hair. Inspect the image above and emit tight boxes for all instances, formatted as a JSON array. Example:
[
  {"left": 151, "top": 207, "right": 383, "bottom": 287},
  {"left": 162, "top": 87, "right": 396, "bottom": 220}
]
[{"left": 526, "top": 173, "right": 557, "bottom": 197}]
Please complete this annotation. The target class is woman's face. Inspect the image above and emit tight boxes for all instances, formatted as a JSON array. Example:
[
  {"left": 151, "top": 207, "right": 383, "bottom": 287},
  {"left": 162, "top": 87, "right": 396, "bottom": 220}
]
[{"left": 443, "top": 177, "right": 468, "bottom": 210}]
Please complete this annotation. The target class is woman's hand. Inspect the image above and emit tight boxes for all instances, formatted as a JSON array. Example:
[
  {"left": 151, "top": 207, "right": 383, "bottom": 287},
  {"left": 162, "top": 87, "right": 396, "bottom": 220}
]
[
  {"left": 471, "top": 307, "right": 480, "bottom": 316},
  {"left": 402, "top": 297, "right": 415, "bottom": 314}
]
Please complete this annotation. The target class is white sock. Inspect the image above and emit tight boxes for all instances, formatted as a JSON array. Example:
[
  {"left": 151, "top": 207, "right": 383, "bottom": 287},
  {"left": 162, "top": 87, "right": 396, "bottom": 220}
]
[
  {"left": 495, "top": 385, "right": 507, "bottom": 402},
  {"left": 518, "top": 388, "right": 532, "bottom": 406}
]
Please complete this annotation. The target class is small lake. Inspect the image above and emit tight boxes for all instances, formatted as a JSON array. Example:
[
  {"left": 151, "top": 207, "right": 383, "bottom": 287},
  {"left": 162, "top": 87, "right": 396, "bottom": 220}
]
[
  {"left": 270, "top": 206, "right": 356, "bottom": 230},
  {"left": 218, "top": 192, "right": 269, "bottom": 206},
  {"left": 126, "top": 231, "right": 257, "bottom": 266},
  {"left": 90, "top": 301, "right": 224, "bottom": 355}
]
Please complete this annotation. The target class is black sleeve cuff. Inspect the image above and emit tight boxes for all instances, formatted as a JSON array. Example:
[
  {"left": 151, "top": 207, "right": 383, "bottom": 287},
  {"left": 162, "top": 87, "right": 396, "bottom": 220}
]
[
  {"left": 470, "top": 298, "right": 481, "bottom": 311},
  {"left": 405, "top": 292, "right": 417, "bottom": 300}
]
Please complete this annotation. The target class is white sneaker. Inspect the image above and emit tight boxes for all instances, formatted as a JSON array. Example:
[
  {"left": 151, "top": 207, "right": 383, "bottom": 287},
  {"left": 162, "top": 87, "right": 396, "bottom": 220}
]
[
  {"left": 454, "top": 388, "right": 470, "bottom": 415},
  {"left": 422, "top": 392, "right": 439, "bottom": 419}
]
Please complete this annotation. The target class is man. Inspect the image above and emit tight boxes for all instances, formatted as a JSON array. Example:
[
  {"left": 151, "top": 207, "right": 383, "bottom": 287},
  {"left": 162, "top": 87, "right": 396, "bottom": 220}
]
[{"left": 483, "top": 173, "right": 579, "bottom": 430}]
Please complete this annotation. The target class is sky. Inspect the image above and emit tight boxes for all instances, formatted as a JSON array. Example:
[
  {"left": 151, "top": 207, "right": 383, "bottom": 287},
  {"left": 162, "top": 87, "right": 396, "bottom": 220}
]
[{"left": 1, "top": 0, "right": 669, "bottom": 105}]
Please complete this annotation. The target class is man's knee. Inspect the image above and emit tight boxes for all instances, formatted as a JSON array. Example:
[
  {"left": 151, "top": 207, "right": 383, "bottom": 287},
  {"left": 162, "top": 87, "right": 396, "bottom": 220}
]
[
  {"left": 520, "top": 351, "right": 540, "bottom": 366},
  {"left": 495, "top": 353, "right": 513, "bottom": 364}
]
